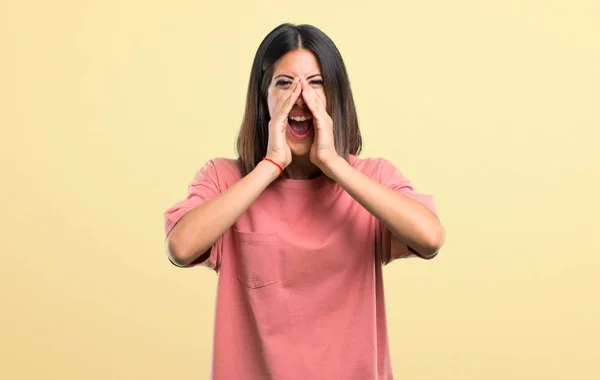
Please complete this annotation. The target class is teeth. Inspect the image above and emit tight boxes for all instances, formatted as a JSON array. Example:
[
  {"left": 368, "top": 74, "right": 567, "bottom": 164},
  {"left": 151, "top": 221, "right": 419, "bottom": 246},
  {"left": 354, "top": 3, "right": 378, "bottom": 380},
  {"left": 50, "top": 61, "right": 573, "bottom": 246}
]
[{"left": 289, "top": 116, "right": 312, "bottom": 122}]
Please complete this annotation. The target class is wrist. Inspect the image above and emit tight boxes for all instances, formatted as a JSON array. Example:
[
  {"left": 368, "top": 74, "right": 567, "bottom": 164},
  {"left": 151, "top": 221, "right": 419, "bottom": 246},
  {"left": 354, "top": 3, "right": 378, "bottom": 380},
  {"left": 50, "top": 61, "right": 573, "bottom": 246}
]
[
  {"left": 320, "top": 155, "right": 346, "bottom": 180},
  {"left": 258, "top": 158, "right": 283, "bottom": 181},
  {"left": 264, "top": 154, "right": 288, "bottom": 169}
]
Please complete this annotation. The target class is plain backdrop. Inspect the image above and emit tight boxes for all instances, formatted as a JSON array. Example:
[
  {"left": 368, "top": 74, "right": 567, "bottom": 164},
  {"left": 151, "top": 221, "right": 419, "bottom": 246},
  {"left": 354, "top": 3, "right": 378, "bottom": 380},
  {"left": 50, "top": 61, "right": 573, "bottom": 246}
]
[{"left": 1, "top": 1, "right": 599, "bottom": 379}]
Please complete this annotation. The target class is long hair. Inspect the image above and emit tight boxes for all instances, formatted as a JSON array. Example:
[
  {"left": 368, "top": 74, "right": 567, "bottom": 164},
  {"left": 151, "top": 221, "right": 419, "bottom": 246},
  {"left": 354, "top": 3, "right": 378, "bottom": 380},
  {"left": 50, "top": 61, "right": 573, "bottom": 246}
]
[{"left": 236, "top": 23, "right": 362, "bottom": 177}]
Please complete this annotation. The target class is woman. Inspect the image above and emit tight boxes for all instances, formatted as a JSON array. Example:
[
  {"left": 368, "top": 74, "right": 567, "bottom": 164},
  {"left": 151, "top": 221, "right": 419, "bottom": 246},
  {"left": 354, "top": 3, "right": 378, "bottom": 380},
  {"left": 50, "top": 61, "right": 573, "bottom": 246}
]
[{"left": 164, "top": 23, "right": 445, "bottom": 380}]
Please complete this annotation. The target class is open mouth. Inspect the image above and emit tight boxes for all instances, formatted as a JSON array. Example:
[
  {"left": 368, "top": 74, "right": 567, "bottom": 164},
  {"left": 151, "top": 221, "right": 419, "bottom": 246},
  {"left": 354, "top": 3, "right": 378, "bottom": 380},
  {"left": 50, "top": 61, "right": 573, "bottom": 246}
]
[{"left": 287, "top": 115, "right": 314, "bottom": 140}]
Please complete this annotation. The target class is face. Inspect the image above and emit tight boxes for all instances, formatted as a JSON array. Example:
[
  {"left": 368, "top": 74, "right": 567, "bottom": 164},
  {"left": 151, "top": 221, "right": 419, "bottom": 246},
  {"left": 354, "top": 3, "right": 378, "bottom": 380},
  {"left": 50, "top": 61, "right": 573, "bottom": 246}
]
[{"left": 267, "top": 49, "right": 327, "bottom": 157}]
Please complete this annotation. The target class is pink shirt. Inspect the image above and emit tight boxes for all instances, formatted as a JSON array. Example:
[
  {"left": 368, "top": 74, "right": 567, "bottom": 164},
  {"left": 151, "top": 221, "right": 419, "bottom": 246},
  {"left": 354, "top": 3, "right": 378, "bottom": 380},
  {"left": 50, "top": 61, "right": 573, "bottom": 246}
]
[{"left": 164, "top": 155, "right": 438, "bottom": 379}]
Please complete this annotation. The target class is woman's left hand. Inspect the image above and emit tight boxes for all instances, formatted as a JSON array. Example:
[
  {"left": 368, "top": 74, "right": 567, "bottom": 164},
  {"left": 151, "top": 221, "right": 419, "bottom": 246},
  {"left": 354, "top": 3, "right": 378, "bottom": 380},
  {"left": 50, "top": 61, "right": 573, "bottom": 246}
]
[{"left": 300, "top": 76, "right": 340, "bottom": 171}]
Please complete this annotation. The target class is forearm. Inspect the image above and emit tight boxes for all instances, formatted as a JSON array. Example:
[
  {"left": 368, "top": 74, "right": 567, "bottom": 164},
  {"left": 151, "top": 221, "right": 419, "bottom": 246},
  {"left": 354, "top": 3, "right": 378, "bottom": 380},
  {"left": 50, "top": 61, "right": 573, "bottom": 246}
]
[
  {"left": 324, "top": 157, "right": 444, "bottom": 257},
  {"left": 167, "top": 160, "right": 280, "bottom": 266}
]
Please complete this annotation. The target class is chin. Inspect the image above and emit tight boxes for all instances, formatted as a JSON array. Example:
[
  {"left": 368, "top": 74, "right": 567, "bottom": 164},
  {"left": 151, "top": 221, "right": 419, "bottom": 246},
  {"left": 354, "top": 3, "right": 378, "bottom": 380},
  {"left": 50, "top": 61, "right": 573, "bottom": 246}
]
[{"left": 287, "top": 140, "right": 313, "bottom": 157}]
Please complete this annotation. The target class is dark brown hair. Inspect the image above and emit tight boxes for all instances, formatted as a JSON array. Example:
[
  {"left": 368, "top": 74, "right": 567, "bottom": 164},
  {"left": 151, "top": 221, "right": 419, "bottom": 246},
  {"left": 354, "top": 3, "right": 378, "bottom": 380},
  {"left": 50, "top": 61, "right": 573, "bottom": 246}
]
[{"left": 235, "top": 23, "right": 362, "bottom": 177}]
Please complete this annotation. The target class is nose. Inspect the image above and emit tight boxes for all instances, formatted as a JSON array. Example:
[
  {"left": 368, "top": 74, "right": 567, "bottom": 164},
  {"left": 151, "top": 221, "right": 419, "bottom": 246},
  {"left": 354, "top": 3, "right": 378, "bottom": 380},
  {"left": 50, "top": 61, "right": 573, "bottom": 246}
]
[{"left": 294, "top": 93, "right": 305, "bottom": 107}]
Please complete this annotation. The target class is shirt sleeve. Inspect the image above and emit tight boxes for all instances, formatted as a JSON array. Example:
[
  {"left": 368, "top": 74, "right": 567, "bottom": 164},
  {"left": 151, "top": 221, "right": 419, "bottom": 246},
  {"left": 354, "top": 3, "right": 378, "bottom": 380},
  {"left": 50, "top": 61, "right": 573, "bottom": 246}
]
[
  {"left": 163, "top": 160, "right": 223, "bottom": 270},
  {"left": 376, "top": 158, "right": 440, "bottom": 265}
]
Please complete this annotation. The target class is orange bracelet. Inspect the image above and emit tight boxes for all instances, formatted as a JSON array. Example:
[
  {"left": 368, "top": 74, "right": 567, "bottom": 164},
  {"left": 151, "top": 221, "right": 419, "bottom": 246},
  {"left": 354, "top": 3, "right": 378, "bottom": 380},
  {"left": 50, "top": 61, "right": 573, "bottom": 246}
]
[{"left": 262, "top": 157, "right": 283, "bottom": 177}]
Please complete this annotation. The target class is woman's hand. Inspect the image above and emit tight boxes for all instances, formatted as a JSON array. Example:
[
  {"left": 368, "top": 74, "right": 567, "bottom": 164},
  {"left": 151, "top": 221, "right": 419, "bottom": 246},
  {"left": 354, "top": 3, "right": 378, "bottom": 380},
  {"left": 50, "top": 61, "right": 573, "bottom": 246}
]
[
  {"left": 300, "top": 76, "right": 340, "bottom": 172},
  {"left": 265, "top": 77, "right": 302, "bottom": 169}
]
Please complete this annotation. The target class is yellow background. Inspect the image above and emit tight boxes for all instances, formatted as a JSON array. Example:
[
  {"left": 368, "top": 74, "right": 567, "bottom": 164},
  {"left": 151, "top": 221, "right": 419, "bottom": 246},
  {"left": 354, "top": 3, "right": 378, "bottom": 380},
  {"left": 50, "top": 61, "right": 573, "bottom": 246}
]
[{"left": 2, "top": 0, "right": 599, "bottom": 379}]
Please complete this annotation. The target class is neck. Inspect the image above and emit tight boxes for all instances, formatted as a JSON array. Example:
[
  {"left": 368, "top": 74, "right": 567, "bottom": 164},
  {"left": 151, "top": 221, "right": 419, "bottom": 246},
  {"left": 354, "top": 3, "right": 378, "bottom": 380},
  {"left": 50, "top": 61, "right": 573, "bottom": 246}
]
[{"left": 284, "top": 155, "right": 321, "bottom": 179}]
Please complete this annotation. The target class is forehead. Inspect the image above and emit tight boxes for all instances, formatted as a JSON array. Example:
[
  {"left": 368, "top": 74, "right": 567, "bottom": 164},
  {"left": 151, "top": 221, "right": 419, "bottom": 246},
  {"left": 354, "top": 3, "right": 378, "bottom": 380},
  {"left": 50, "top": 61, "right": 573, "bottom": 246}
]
[{"left": 272, "top": 49, "right": 321, "bottom": 77}]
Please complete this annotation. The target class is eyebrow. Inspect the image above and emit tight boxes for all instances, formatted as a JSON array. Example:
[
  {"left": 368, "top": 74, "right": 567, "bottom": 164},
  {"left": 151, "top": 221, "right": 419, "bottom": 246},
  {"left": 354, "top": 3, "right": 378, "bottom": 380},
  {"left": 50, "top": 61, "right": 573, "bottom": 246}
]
[{"left": 274, "top": 73, "right": 322, "bottom": 81}]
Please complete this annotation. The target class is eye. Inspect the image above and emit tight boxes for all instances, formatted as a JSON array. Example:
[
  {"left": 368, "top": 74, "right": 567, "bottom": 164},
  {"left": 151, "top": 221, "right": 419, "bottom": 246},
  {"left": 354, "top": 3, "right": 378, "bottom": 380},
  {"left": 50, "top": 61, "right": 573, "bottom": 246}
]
[
  {"left": 310, "top": 80, "right": 324, "bottom": 86},
  {"left": 276, "top": 80, "right": 292, "bottom": 87}
]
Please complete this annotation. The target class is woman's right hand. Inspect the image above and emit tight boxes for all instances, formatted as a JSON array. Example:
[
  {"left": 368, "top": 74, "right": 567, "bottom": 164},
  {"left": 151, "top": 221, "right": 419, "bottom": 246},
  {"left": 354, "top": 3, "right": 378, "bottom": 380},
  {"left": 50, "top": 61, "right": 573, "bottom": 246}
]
[{"left": 265, "top": 77, "right": 302, "bottom": 169}]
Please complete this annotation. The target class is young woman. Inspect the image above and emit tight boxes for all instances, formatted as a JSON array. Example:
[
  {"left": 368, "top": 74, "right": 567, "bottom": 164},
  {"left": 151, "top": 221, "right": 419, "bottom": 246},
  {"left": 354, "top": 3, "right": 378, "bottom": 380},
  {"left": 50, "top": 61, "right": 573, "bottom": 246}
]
[{"left": 164, "top": 23, "right": 445, "bottom": 380}]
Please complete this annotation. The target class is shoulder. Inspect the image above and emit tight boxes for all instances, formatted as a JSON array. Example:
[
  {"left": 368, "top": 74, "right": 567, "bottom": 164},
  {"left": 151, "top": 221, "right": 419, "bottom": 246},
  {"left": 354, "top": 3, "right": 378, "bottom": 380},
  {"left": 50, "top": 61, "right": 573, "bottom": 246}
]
[
  {"left": 193, "top": 157, "right": 243, "bottom": 188},
  {"left": 194, "top": 157, "right": 241, "bottom": 187},
  {"left": 348, "top": 154, "right": 397, "bottom": 181},
  {"left": 209, "top": 157, "right": 242, "bottom": 174}
]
